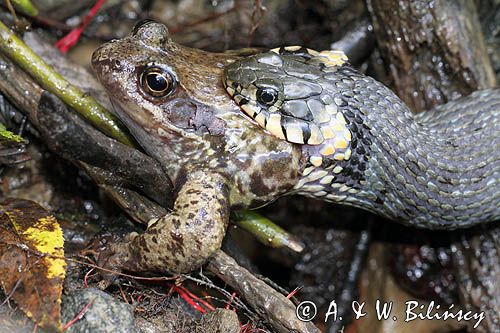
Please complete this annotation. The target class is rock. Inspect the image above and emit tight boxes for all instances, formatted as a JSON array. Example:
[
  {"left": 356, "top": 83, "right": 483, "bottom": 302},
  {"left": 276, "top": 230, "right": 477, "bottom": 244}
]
[{"left": 62, "top": 288, "right": 137, "bottom": 333}]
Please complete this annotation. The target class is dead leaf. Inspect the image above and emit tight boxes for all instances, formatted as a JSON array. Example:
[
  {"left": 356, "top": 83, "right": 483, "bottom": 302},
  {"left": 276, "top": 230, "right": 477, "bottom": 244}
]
[{"left": 0, "top": 198, "right": 66, "bottom": 332}]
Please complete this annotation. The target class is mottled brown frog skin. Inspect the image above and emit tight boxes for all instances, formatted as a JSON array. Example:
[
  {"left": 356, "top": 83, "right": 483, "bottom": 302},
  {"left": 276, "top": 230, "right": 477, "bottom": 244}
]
[{"left": 92, "top": 21, "right": 302, "bottom": 274}]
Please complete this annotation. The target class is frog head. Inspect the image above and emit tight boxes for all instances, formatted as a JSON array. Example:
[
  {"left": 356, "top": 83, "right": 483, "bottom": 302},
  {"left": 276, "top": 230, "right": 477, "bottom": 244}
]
[{"left": 91, "top": 21, "right": 302, "bottom": 207}]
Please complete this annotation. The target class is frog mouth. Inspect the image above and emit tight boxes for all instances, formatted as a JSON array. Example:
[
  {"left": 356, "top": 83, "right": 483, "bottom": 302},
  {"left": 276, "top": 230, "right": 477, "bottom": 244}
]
[
  {"left": 107, "top": 99, "right": 178, "bottom": 163},
  {"left": 108, "top": 98, "right": 200, "bottom": 148},
  {"left": 108, "top": 99, "right": 154, "bottom": 137}
]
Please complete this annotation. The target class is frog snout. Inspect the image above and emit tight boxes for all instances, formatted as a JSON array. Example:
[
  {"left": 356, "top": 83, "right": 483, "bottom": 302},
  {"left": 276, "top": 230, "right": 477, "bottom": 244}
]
[
  {"left": 91, "top": 44, "right": 130, "bottom": 85},
  {"left": 91, "top": 45, "right": 109, "bottom": 74},
  {"left": 92, "top": 44, "right": 115, "bottom": 70}
]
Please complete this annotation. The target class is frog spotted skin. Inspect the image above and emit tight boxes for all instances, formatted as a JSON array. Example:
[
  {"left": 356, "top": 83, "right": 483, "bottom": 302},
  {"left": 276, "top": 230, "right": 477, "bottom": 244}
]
[{"left": 92, "top": 21, "right": 302, "bottom": 274}]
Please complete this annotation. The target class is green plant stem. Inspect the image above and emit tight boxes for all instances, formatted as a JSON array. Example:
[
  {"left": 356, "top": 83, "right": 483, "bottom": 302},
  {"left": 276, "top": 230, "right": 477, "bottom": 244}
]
[
  {"left": 0, "top": 20, "right": 134, "bottom": 147},
  {"left": 233, "top": 211, "right": 304, "bottom": 252},
  {"left": 10, "top": 0, "right": 39, "bottom": 16}
]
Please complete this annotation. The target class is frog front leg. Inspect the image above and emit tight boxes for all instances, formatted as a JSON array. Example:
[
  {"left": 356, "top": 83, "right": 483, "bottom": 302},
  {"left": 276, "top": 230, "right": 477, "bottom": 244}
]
[{"left": 100, "top": 170, "right": 229, "bottom": 274}]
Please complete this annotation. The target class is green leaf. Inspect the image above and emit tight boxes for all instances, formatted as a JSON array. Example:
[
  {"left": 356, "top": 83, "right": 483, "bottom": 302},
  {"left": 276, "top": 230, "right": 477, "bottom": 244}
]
[{"left": 0, "top": 122, "right": 26, "bottom": 144}]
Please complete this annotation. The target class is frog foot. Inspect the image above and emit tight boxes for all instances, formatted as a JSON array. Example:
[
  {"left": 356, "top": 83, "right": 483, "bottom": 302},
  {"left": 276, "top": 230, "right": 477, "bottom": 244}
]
[{"left": 98, "top": 171, "right": 230, "bottom": 280}]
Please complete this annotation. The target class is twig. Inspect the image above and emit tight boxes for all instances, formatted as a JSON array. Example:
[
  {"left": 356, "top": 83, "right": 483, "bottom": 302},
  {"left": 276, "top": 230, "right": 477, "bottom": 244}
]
[
  {"left": 55, "top": 0, "right": 107, "bottom": 53},
  {"left": 5, "top": 0, "right": 18, "bottom": 22},
  {"left": 248, "top": 0, "right": 266, "bottom": 46},
  {"left": 83, "top": 268, "right": 95, "bottom": 288},
  {"left": 168, "top": 6, "right": 237, "bottom": 35},
  {"left": 0, "top": 276, "right": 23, "bottom": 306},
  {"left": 62, "top": 299, "right": 94, "bottom": 331},
  {"left": 119, "top": 285, "right": 129, "bottom": 304}
]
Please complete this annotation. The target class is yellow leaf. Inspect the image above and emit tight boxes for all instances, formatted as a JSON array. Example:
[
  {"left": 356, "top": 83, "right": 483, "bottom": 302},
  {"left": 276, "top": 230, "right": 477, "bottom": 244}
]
[{"left": 0, "top": 198, "right": 66, "bottom": 332}]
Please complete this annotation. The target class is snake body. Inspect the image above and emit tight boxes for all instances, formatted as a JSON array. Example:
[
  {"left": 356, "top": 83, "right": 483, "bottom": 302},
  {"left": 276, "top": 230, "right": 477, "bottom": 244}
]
[{"left": 224, "top": 47, "right": 500, "bottom": 229}]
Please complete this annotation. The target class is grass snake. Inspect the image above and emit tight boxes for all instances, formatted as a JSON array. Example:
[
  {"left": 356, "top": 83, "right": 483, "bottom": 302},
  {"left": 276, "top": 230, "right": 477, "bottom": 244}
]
[{"left": 224, "top": 46, "right": 500, "bottom": 229}]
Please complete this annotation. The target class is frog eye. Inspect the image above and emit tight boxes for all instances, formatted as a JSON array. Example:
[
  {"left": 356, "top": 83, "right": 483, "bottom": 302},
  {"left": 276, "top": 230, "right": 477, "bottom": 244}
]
[
  {"left": 140, "top": 67, "right": 175, "bottom": 98},
  {"left": 256, "top": 87, "right": 278, "bottom": 106}
]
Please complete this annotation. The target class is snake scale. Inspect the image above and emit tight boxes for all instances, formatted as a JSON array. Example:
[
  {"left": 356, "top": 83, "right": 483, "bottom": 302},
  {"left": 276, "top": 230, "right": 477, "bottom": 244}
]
[{"left": 224, "top": 46, "right": 500, "bottom": 229}]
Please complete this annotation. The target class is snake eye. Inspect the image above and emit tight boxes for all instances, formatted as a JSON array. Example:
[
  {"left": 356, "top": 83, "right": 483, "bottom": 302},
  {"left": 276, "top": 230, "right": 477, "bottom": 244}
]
[
  {"left": 140, "top": 66, "right": 175, "bottom": 98},
  {"left": 256, "top": 87, "right": 278, "bottom": 106}
]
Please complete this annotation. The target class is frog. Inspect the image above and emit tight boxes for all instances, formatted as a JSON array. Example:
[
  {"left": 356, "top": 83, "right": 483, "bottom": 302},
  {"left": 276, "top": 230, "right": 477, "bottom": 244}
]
[
  {"left": 91, "top": 20, "right": 303, "bottom": 274},
  {"left": 92, "top": 20, "right": 499, "bottom": 275}
]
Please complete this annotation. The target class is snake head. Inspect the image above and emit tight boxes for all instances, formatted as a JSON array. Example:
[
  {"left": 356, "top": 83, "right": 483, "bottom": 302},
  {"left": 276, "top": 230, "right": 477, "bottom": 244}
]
[{"left": 224, "top": 46, "right": 349, "bottom": 145}]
